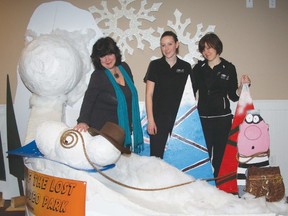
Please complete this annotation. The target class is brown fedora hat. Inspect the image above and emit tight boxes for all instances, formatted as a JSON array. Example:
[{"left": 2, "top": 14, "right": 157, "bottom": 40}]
[{"left": 88, "top": 122, "right": 131, "bottom": 154}]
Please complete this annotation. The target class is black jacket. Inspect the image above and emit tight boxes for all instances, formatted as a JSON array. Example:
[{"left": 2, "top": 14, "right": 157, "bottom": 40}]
[
  {"left": 192, "top": 58, "right": 239, "bottom": 117},
  {"left": 77, "top": 62, "right": 133, "bottom": 130}
]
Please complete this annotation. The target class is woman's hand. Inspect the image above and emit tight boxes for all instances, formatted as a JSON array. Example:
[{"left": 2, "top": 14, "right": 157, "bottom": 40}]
[
  {"left": 145, "top": 80, "right": 157, "bottom": 135},
  {"left": 147, "top": 120, "right": 157, "bottom": 135},
  {"left": 240, "top": 74, "right": 251, "bottom": 86},
  {"left": 74, "top": 122, "right": 89, "bottom": 132},
  {"left": 237, "top": 74, "right": 251, "bottom": 96}
]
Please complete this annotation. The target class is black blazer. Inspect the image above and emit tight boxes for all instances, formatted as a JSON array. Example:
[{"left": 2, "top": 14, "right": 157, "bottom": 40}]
[{"left": 77, "top": 62, "right": 133, "bottom": 130}]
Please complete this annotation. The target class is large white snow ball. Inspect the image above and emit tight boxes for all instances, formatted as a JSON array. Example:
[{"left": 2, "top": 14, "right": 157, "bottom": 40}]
[{"left": 18, "top": 35, "right": 83, "bottom": 96}]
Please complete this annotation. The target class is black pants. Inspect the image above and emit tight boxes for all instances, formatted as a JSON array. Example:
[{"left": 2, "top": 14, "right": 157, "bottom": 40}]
[
  {"left": 149, "top": 126, "right": 170, "bottom": 159},
  {"left": 200, "top": 115, "right": 232, "bottom": 177}
]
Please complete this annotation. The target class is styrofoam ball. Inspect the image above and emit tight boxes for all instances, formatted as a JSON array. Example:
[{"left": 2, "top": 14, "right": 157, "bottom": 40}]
[{"left": 18, "top": 35, "right": 83, "bottom": 96}]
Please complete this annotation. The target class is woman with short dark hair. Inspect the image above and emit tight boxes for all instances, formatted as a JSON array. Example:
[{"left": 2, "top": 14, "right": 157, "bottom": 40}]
[{"left": 192, "top": 32, "right": 251, "bottom": 177}]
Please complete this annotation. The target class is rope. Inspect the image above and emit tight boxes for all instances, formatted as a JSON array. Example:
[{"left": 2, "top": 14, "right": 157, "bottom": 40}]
[
  {"left": 236, "top": 149, "right": 270, "bottom": 164},
  {"left": 60, "top": 129, "right": 197, "bottom": 191},
  {"left": 214, "top": 150, "right": 271, "bottom": 186},
  {"left": 60, "top": 129, "right": 246, "bottom": 191}
]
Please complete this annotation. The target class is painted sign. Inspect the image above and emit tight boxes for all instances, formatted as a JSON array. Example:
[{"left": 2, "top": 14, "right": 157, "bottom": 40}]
[{"left": 25, "top": 167, "right": 86, "bottom": 216}]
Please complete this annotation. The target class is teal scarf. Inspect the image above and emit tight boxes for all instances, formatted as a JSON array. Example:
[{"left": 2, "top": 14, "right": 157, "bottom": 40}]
[{"left": 104, "top": 65, "right": 144, "bottom": 153}]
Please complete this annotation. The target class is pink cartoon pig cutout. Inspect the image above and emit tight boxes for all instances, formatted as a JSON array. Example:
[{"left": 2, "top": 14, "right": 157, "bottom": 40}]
[{"left": 236, "top": 110, "right": 270, "bottom": 197}]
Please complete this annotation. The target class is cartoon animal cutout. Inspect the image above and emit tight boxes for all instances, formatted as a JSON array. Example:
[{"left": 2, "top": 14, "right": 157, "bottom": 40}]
[{"left": 236, "top": 110, "right": 270, "bottom": 197}]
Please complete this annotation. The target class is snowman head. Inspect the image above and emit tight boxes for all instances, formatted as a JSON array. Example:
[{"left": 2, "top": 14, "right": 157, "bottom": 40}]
[{"left": 18, "top": 35, "right": 82, "bottom": 97}]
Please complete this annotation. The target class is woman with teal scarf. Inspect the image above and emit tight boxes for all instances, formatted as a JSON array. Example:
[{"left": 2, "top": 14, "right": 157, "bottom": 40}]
[{"left": 75, "top": 37, "right": 143, "bottom": 154}]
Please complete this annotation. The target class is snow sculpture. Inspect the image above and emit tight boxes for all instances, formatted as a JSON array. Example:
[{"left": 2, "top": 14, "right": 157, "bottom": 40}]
[{"left": 35, "top": 121, "right": 122, "bottom": 169}]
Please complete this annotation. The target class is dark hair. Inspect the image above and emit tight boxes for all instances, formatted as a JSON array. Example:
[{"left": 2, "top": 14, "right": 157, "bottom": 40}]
[
  {"left": 198, "top": 33, "right": 223, "bottom": 55},
  {"left": 160, "top": 31, "right": 179, "bottom": 54},
  {"left": 90, "top": 37, "right": 122, "bottom": 70}
]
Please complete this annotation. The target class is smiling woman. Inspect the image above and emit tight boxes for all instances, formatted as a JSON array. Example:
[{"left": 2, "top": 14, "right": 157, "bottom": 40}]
[
  {"left": 144, "top": 31, "right": 193, "bottom": 159},
  {"left": 191, "top": 32, "right": 251, "bottom": 179},
  {"left": 74, "top": 36, "right": 144, "bottom": 154},
  {"left": 100, "top": 54, "right": 122, "bottom": 80}
]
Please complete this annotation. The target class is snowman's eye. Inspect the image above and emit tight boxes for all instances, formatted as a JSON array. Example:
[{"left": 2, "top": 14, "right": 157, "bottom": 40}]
[
  {"left": 60, "top": 129, "right": 79, "bottom": 148},
  {"left": 65, "top": 136, "right": 73, "bottom": 143},
  {"left": 245, "top": 114, "right": 253, "bottom": 123},
  {"left": 253, "top": 115, "right": 260, "bottom": 124}
]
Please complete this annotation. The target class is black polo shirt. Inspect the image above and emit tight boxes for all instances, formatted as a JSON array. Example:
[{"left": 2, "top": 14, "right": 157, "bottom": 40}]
[{"left": 144, "top": 56, "right": 192, "bottom": 132}]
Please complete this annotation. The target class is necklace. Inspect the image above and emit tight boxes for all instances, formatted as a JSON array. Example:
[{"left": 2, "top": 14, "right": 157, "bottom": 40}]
[
  {"left": 113, "top": 72, "right": 120, "bottom": 79},
  {"left": 111, "top": 68, "right": 120, "bottom": 79}
]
